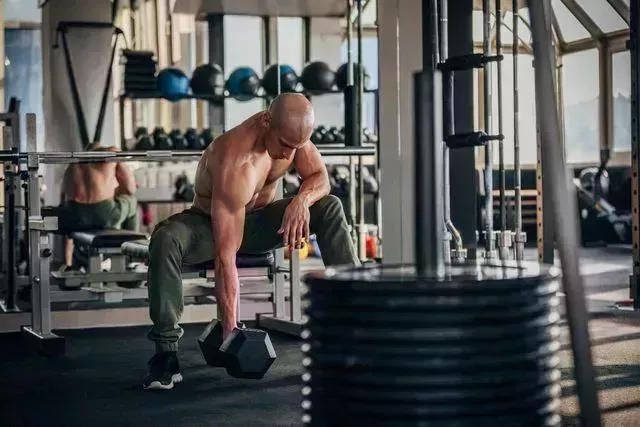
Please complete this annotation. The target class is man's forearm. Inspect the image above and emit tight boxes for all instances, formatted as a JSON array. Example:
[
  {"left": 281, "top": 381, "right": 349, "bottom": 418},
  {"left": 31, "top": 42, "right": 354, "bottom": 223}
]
[
  {"left": 296, "top": 171, "right": 330, "bottom": 206},
  {"left": 214, "top": 257, "right": 239, "bottom": 331}
]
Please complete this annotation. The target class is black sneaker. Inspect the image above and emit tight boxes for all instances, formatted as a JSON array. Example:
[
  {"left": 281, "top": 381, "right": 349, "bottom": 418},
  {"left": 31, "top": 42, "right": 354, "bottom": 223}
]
[{"left": 142, "top": 351, "right": 182, "bottom": 390}]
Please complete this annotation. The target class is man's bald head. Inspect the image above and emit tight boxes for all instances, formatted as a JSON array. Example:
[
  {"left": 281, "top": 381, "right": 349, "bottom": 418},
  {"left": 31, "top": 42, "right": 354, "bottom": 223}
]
[{"left": 267, "top": 93, "right": 315, "bottom": 145}]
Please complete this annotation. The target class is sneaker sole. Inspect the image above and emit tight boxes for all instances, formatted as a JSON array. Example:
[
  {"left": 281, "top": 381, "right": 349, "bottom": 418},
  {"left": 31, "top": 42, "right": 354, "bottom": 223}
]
[{"left": 143, "top": 373, "right": 183, "bottom": 391}]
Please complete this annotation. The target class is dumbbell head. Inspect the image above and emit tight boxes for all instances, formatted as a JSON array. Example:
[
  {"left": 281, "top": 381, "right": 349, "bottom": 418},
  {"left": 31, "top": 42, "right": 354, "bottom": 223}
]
[
  {"left": 201, "top": 128, "right": 214, "bottom": 148},
  {"left": 169, "top": 129, "right": 189, "bottom": 150},
  {"left": 219, "top": 327, "right": 277, "bottom": 379},
  {"left": 185, "top": 127, "right": 206, "bottom": 150},
  {"left": 135, "top": 127, "right": 149, "bottom": 139},
  {"left": 135, "top": 135, "right": 154, "bottom": 150},
  {"left": 152, "top": 126, "right": 173, "bottom": 150},
  {"left": 323, "top": 127, "right": 336, "bottom": 143},
  {"left": 197, "top": 320, "right": 248, "bottom": 368}
]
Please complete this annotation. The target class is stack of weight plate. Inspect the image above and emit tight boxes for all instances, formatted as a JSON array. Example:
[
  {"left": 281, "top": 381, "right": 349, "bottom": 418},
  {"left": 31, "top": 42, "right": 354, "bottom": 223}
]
[
  {"left": 121, "top": 49, "right": 157, "bottom": 96},
  {"left": 302, "top": 263, "right": 562, "bottom": 427}
]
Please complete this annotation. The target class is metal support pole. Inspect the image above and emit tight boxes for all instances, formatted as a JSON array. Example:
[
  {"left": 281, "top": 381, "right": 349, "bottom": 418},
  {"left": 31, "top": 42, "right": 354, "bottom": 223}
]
[
  {"left": 415, "top": 0, "right": 444, "bottom": 276},
  {"left": 440, "top": 0, "right": 465, "bottom": 263},
  {"left": 22, "top": 113, "right": 64, "bottom": 356},
  {"left": 3, "top": 126, "right": 17, "bottom": 312},
  {"left": 513, "top": 0, "right": 526, "bottom": 261},
  {"left": 631, "top": 0, "right": 640, "bottom": 306},
  {"left": 482, "top": 0, "right": 496, "bottom": 260},
  {"left": 356, "top": 0, "right": 366, "bottom": 260},
  {"left": 496, "top": 0, "right": 511, "bottom": 261},
  {"left": 528, "top": 1, "right": 601, "bottom": 426}
]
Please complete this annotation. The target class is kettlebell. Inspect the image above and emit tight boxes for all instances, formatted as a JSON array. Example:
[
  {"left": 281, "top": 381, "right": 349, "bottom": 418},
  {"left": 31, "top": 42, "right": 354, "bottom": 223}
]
[
  {"left": 170, "top": 129, "right": 189, "bottom": 150},
  {"left": 152, "top": 127, "right": 172, "bottom": 150}
]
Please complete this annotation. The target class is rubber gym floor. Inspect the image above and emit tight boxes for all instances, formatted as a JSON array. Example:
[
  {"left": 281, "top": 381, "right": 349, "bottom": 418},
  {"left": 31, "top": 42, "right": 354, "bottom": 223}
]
[{"left": 1, "top": 246, "right": 640, "bottom": 427}]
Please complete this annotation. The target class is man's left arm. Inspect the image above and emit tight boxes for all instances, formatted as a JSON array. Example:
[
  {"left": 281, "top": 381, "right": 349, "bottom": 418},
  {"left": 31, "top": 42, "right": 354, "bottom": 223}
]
[
  {"left": 292, "top": 141, "right": 330, "bottom": 206},
  {"left": 279, "top": 142, "right": 330, "bottom": 248}
]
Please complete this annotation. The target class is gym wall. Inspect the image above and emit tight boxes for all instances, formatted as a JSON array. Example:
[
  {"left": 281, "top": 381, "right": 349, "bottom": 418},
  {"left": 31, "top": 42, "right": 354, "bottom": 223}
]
[{"left": 41, "top": 0, "right": 115, "bottom": 206}]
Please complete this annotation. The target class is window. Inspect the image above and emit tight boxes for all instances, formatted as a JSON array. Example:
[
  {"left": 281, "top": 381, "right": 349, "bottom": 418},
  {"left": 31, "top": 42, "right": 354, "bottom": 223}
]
[
  {"left": 575, "top": 0, "right": 627, "bottom": 33},
  {"left": 612, "top": 51, "right": 631, "bottom": 152},
  {"left": 4, "top": 29, "right": 44, "bottom": 150},
  {"left": 562, "top": 49, "right": 600, "bottom": 164},
  {"left": 276, "top": 17, "right": 304, "bottom": 74},
  {"left": 472, "top": 10, "right": 496, "bottom": 44},
  {"left": 224, "top": 16, "right": 265, "bottom": 128},
  {"left": 5, "top": 0, "right": 40, "bottom": 22},
  {"left": 552, "top": 0, "right": 591, "bottom": 42},
  {"left": 488, "top": 54, "right": 538, "bottom": 166}
]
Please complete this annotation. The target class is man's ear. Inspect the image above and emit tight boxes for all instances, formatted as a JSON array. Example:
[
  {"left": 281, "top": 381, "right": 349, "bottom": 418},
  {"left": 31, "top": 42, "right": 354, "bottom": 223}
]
[{"left": 260, "top": 111, "right": 272, "bottom": 128}]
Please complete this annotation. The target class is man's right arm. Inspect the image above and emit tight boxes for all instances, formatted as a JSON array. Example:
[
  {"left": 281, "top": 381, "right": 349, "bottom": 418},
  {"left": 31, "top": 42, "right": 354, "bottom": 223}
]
[
  {"left": 115, "top": 163, "right": 136, "bottom": 196},
  {"left": 210, "top": 163, "right": 255, "bottom": 338}
]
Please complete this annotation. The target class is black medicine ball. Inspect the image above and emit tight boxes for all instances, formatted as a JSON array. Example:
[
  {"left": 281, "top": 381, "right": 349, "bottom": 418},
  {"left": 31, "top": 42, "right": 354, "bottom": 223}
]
[
  {"left": 300, "top": 61, "right": 335, "bottom": 93},
  {"left": 190, "top": 63, "right": 225, "bottom": 97},
  {"left": 335, "top": 62, "right": 371, "bottom": 90}
]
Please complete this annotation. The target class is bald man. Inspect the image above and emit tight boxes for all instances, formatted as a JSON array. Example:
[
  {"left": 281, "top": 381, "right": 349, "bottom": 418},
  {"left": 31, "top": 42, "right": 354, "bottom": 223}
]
[{"left": 143, "top": 94, "right": 359, "bottom": 390}]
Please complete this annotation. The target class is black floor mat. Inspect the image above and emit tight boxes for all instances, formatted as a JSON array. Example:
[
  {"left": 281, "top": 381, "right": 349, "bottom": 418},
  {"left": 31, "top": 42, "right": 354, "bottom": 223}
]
[{"left": 0, "top": 324, "right": 303, "bottom": 427}]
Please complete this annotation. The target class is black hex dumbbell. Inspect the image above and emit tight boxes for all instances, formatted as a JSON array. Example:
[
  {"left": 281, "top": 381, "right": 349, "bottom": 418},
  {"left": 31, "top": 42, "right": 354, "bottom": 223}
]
[{"left": 197, "top": 320, "right": 277, "bottom": 379}]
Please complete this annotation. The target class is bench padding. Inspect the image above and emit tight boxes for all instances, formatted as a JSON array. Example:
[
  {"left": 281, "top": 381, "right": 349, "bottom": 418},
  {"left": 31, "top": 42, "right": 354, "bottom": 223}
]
[
  {"left": 71, "top": 230, "right": 148, "bottom": 248},
  {"left": 120, "top": 240, "right": 275, "bottom": 269}
]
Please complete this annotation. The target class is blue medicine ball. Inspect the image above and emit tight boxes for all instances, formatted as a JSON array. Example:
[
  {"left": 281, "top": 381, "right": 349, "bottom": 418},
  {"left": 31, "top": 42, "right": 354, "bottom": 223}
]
[
  {"left": 226, "top": 67, "right": 261, "bottom": 101},
  {"left": 157, "top": 67, "right": 190, "bottom": 101}
]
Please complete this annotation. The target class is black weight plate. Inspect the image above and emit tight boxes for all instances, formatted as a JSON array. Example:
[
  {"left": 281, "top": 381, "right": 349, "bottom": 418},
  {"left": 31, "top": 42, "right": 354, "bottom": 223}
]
[
  {"left": 303, "top": 383, "right": 560, "bottom": 413},
  {"left": 303, "top": 325, "right": 560, "bottom": 358},
  {"left": 303, "top": 295, "right": 560, "bottom": 326},
  {"left": 303, "top": 281, "right": 560, "bottom": 309},
  {"left": 302, "top": 285, "right": 558, "bottom": 313},
  {"left": 304, "top": 346, "right": 559, "bottom": 377},
  {"left": 305, "top": 368, "right": 560, "bottom": 400},
  {"left": 302, "top": 407, "right": 562, "bottom": 427},
  {"left": 302, "top": 310, "right": 560, "bottom": 343},
  {"left": 303, "top": 385, "right": 560, "bottom": 418},
  {"left": 304, "top": 340, "right": 559, "bottom": 371},
  {"left": 304, "top": 262, "right": 558, "bottom": 293}
]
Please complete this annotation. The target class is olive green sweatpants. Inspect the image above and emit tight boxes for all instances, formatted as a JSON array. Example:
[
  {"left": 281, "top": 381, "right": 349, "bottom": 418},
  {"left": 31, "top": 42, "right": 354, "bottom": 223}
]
[
  {"left": 147, "top": 195, "right": 359, "bottom": 353},
  {"left": 57, "top": 195, "right": 139, "bottom": 232}
]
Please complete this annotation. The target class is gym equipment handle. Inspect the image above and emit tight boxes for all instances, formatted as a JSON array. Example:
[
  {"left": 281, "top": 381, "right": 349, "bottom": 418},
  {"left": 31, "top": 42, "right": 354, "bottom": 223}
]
[
  {"left": 445, "top": 132, "right": 504, "bottom": 149},
  {"left": 440, "top": 54, "right": 504, "bottom": 72}
]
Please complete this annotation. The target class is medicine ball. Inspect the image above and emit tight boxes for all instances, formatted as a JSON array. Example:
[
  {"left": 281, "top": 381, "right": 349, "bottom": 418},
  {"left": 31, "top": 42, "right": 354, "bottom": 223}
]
[
  {"left": 262, "top": 64, "right": 299, "bottom": 96},
  {"left": 335, "top": 62, "right": 371, "bottom": 90},
  {"left": 190, "top": 63, "right": 225, "bottom": 98},
  {"left": 157, "top": 67, "right": 190, "bottom": 101},
  {"left": 226, "top": 67, "right": 261, "bottom": 101},
  {"left": 300, "top": 61, "right": 335, "bottom": 93}
]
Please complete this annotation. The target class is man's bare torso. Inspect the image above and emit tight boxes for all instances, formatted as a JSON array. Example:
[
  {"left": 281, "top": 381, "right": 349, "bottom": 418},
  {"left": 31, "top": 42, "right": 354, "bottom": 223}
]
[
  {"left": 192, "top": 113, "right": 294, "bottom": 215},
  {"left": 63, "top": 163, "right": 118, "bottom": 203}
]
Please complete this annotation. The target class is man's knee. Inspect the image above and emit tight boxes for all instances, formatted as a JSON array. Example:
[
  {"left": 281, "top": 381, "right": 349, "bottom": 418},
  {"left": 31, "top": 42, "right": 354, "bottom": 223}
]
[
  {"left": 149, "top": 223, "right": 183, "bottom": 258},
  {"left": 313, "top": 194, "right": 346, "bottom": 220}
]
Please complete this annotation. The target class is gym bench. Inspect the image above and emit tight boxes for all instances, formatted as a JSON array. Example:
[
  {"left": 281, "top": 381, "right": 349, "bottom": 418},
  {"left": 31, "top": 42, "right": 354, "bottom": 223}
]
[{"left": 52, "top": 229, "right": 148, "bottom": 290}]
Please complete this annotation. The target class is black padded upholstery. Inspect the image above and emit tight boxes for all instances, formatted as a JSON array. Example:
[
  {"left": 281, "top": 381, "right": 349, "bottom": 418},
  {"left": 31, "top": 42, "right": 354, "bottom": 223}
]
[
  {"left": 71, "top": 230, "right": 148, "bottom": 248},
  {"left": 120, "top": 240, "right": 150, "bottom": 259},
  {"left": 120, "top": 240, "right": 275, "bottom": 269}
]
